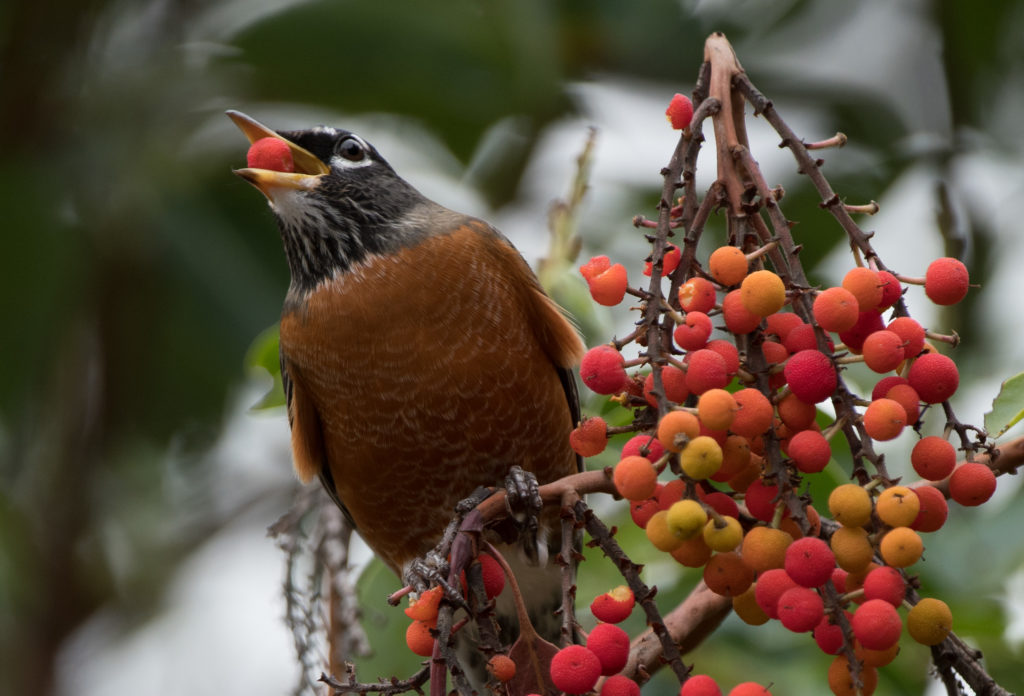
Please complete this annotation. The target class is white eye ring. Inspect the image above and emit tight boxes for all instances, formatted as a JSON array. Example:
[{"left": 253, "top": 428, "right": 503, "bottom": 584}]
[{"left": 331, "top": 136, "right": 372, "bottom": 169}]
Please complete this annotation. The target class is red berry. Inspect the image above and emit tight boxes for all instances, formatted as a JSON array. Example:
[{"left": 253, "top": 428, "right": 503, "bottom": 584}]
[
  {"left": 885, "top": 384, "right": 921, "bottom": 426},
  {"left": 629, "top": 496, "right": 660, "bottom": 529},
  {"left": 911, "top": 485, "right": 949, "bottom": 532},
  {"left": 722, "top": 289, "right": 761, "bottom": 335},
  {"left": 871, "top": 375, "right": 908, "bottom": 401},
  {"left": 622, "top": 434, "right": 665, "bottom": 461},
  {"left": 764, "top": 312, "right": 805, "bottom": 342},
  {"left": 907, "top": 353, "right": 959, "bottom": 404},
  {"left": 570, "top": 416, "right": 608, "bottom": 457},
  {"left": 728, "top": 683, "right": 772, "bottom": 696},
  {"left": 876, "top": 270, "right": 903, "bottom": 309},
  {"left": 644, "top": 367, "right": 690, "bottom": 407},
  {"left": 674, "top": 311, "right": 714, "bottom": 350},
  {"left": 911, "top": 436, "right": 957, "bottom": 481},
  {"left": 744, "top": 478, "right": 780, "bottom": 523},
  {"left": 679, "top": 276, "right": 717, "bottom": 313},
  {"left": 685, "top": 349, "right": 729, "bottom": 394},
  {"left": 754, "top": 568, "right": 798, "bottom": 619},
  {"left": 666, "top": 93, "right": 695, "bottom": 130},
  {"left": 948, "top": 462, "right": 997, "bottom": 506},
  {"left": 550, "top": 645, "right": 602, "bottom": 694},
  {"left": 784, "top": 537, "right": 836, "bottom": 588},
  {"left": 680, "top": 674, "right": 723, "bottom": 696},
  {"left": 786, "top": 429, "right": 831, "bottom": 474},
  {"left": 862, "top": 566, "right": 906, "bottom": 607},
  {"left": 645, "top": 245, "right": 681, "bottom": 276},
  {"left": 813, "top": 615, "right": 846, "bottom": 655},
  {"left": 246, "top": 137, "right": 295, "bottom": 172},
  {"left": 580, "top": 345, "right": 628, "bottom": 395},
  {"left": 852, "top": 599, "right": 902, "bottom": 650},
  {"left": 705, "top": 339, "right": 740, "bottom": 375},
  {"left": 887, "top": 316, "right": 926, "bottom": 359},
  {"left": 601, "top": 675, "right": 641, "bottom": 696},
  {"left": 925, "top": 257, "right": 970, "bottom": 305},
  {"left": 777, "top": 586, "right": 825, "bottom": 632},
  {"left": 842, "top": 267, "right": 883, "bottom": 312},
  {"left": 701, "top": 491, "right": 740, "bottom": 519},
  {"left": 784, "top": 350, "right": 837, "bottom": 404},
  {"left": 838, "top": 310, "right": 884, "bottom": 354},
  {"left": 590, "top": 586, "right": 636, "bottom": 623},
  {"left": 587, "top": 623, "right": 630, "bottom": 675}
]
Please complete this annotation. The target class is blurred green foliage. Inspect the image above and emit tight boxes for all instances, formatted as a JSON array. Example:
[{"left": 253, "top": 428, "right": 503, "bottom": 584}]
[{"left": 2, "top": 0, "right": 1023, "bottom": 694}]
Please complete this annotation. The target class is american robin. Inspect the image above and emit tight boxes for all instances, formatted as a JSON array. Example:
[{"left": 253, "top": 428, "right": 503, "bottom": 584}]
[{"left": 228, "top": 110, "right": 583, "bottom": 657}]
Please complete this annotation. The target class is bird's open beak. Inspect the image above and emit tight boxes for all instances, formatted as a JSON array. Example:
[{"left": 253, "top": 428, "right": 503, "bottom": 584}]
[{"left": 227, "top": 110, "right": 329, "bottom": 196}]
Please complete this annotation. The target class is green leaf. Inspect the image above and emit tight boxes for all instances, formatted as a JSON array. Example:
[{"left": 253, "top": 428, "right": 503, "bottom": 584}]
[
  {"left": 244, "top": 324, "right": 286, "bottom": 410},
  {"left": 984, "top": 372, "right": 1024, "bottom": 438}
]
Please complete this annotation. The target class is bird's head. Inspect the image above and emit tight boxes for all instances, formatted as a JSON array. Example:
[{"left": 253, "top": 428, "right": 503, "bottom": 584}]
[{"left": 228, "top": 110, "right": 436, "bottom": 294}]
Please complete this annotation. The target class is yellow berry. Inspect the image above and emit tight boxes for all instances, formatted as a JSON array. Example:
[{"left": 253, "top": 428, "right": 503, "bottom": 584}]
[
  {"left": 907, "top": 597, "right": 953, "bottom": 645},
  {"left": 740, "top": 269, "right": 787, "bottom": 316},
  {"left": 879, "top": 526, "right": 923, "bottom": 567},
  {"left": 680, "top": 435, "right": 723, "bottom": 480},
  {"left": 732, "top": 585, "right": 770, "bottom": 626},
  {"left": 828, "top": 483, "right": 873, "bottom": 528},
  {"left": 703, "top": 515, "right": 743, "bottom": 552},
  {"left": 708, "top": 246, "right": 748, "bottom": 286},
  {"left": 875, "top": 486, "right": 920, "bottom": 527},
  {"left": 666, "top": 499, "right": 707, "bottom": 540}
]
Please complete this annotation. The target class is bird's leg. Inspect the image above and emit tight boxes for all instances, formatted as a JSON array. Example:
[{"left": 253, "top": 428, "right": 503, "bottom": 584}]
[{"left": 502, "top": 465, "right": 544, "bottom": 560}]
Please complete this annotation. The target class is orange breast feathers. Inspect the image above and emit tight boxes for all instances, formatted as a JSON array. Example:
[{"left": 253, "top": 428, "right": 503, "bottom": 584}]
[{"left": 278, "top": 221, "right": 584, "bottom": 573}]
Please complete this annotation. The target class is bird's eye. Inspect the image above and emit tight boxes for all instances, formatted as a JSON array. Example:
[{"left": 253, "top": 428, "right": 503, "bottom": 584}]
[{"left": 337, "top": 137, "right": 366, "bottom": 162}]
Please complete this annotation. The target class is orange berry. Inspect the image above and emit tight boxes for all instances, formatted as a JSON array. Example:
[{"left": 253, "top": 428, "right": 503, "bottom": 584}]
[
  {"left": 678, "top": 276, "right": 717, "bottom": 313},
  {"left": 587, "top": 262, "right": 629, "bottom": 306},
  {"left": 730, "top": 388, "right": 774, "bottom": 439},
  {"left": 670, "top": 532, "right": 714, "bottom": 567},
  {"left": 487, "top": 655, "right": 516, "bottom": 682},
  {"left": 828, "top": 654, "right": 878, "bottom": 696},
  {"left": 925, "top": 257, "right": 969, "bottom": 305},
  {"left": 907, "top": 597, "right": 953, "bottom": 645},
  {"left": 879, "top": 526, "right": 923, "bottom": 567},
  {"left": 657, "top": 410, "right": 701, "bottom": 452},
  {"left": 876, "top": 486, "right": 920, "bottom": 527},
  {"left": 830, "top": 526, "right": 874, "bottom": 572},
  {"left": 405, "top": 619, "right": 435, "bottom": 656},
  {"left": 702, "top": 551, "right": 754, "bottom": 597},
  {"left": 569, "top": 416, "right": 608, "bottom": 457},
  {"left": 404, "top": 586, "right": 443, "bottom": 623},
  {"left": 612, "top": 455, "right": 658, "bottom": 500},
  {"left": 813, "top": 286, "right": 860, "bottom": 333},
  {"left": 861, "top": 329, "right": 905, "bottom": 373},
  {"left": 740, "top": 525, "right": 793, "bottom": 573},
  {"left": 645, "top": 510, "right": 685, "bottom": 551},
  {"left": 708, "top": 246, "right": 748, "bottom": 286},
  {"left": 732, "top": 585, "right": 770, "bottom": 626},
  {"left": 842, "top": 267, "right": 884, "bottom": 312},
  {"left": 740, "top": 269, "right": 787, "bottom": 316},
  {"left": 948, "top": 462, "right": 997, "bottom": 506},
  {"left": 579, "top": 255, "right": 611, "bottom": 281},
  {"left": 828, "top": 483, "right": 873, "bottom": 527},
  {"left": 887, "top": 316, "right": 926, "bottom": 358},
  {"left": 862, "top": 398, "right": 907, "bottom": 441},
  {"left": 777, "top": 392, "right": 817, "bottom": 431},
  {"left": 698, "top": 388, "right": 739, "bottom": 431}
]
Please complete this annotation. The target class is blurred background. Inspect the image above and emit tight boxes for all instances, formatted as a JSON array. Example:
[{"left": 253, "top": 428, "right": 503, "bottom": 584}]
[{"left": 2, "top": 0, "right": 1024, "bottom": 694}]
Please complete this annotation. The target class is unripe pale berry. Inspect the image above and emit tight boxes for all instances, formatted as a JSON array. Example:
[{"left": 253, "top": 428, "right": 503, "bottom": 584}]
[
  {"left": 924, "top": 257, "right": 969, "bottom": 305},
  {"left": 784, "top": 350, "right": 837, "bottom": 404},
  {"left": 907, "top": 353, "right": 959, "bottom": 403},
  {"left": 709, "top": 246, "right": 748, "bottom": 286},
  {"left": 741, "top": 269, "right": 787, "bottom": 316}
]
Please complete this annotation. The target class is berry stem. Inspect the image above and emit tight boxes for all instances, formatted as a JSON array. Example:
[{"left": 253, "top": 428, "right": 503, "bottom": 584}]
[{"left": 805, "top": 132, "right": 848, "bottom": 150}]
